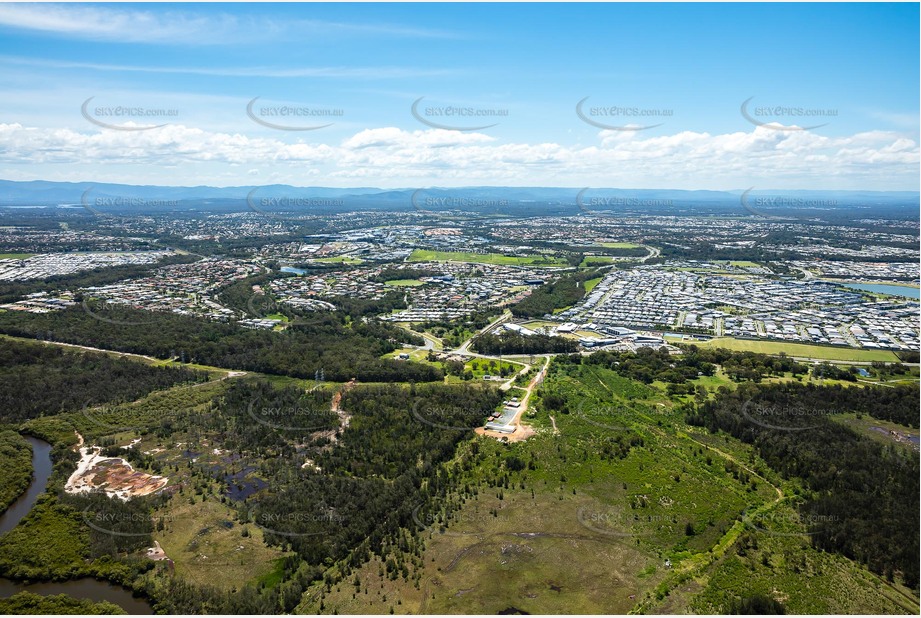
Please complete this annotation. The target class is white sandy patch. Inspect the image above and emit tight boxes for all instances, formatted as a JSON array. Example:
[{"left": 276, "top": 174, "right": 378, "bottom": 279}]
[
  {"left": 66, "top": 441, "right": 168, "bottom": 502},
  {"left": 301, "top": 458, "right": 321, "bottom": 471}
]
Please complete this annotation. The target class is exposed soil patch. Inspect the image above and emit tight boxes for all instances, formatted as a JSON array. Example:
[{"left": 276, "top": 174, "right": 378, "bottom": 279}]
[{"left": 66, "top": 435, "right": 168, "bottom": 501}]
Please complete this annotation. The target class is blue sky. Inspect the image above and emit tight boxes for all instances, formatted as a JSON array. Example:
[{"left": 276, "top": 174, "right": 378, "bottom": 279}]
[{"left": 0, "top": 2, "right": 918, "bottom": 189}]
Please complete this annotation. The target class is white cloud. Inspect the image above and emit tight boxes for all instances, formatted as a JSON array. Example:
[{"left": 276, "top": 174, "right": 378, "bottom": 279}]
[
  {"left": 0, "top": 4, "right": 454, "bottom": 45},
  {"left": 342, "top": 127, "right": 494, "bottom": 150},
  {"left": 0, "top": 122, "right": 916, "bottom": 190},
  {"left": 0, "top": 4, "right": 228, "bottom": 44}
]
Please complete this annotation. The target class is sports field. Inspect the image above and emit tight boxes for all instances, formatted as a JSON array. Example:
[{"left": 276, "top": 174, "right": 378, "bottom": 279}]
[
  {"left": 312, "top": 256, "right": 364, "bottom": 264},
  {"left": 599, "top": 242, "right": 642, "bottom": 249},
  {"left": 682, "top": 336, "right": 899, "bottom": 362},
  {"left": 407, "top": 249, "right": 568, "bottom": 267},
  {"left": 579, "top": 256, "right": 614, "bottom": 267},
  {"left": 383, "top": 279, "right": 424, "bottom": 287}
]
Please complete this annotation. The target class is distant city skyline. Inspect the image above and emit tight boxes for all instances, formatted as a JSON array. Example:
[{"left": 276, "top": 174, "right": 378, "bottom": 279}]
[{"left": 0, "top": 2, "right": 918, "bottom": 190}]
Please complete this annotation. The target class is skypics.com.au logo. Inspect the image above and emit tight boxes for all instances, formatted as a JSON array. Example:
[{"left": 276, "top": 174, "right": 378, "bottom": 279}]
[
  {"left": 740, "top": 96, "right": 837, "bottom": 132},
  {"left": 411, "top": 503, "right": 515, "bottom": 538},
  {"left": 411, "top": 97, "right": 508, "bottom": 131},
  {"left": 576, "top": 188, "right": 674, "bottom": 215},
  {"left": 410, "top": 189, "right": 510, "bottom": 218},
  {"left": 246, "top": 397, "right": 337, "bottom": 432},
  {"left": 577, "top": 502, "right": 678, "bottom": 538},
  {"left": 81, "top": 297, "right": 159, "bottom": 327},
  {"left": 742, "top": 509, "right": 840, "bottom": 538},
  {"left": 82, "top": 508, "right": 177, "bottom": 538},
  {"left": 576, "top": 97, "right": 672, "bottom": 131},
  {"left": 246, "top": 97, "right": 343, "bottom": 131},
  {"left": 740, "top": 187, "right": 837, "bottom": 219},
  {"left": 81, "top": 97, "right": 178, "bottom": 131},
  {"left": 572, "top": 400, "right": 676, "bottom": 432},
  {"left": 246, "top": 189, "right": 344, "bottom": 221},
  {"left": 411, "top": 401, "right": 498, "bottom": 432},
  {"left": 739, "top": 399, "right": 826, "bottom": 432},
  {"left": 249, "top": 508, "right": 345, "bottom": 539},
  {"left": 80, "top": 187, "right": 177, "bottom": 219}
]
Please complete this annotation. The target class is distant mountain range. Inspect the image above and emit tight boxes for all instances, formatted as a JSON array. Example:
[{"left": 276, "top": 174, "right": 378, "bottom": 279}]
[{"left": 0, "top": 179, "right": 917, "bottom": 218}]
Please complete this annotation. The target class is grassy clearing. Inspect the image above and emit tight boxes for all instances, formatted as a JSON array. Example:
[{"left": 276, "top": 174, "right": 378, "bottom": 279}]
[
  {"left": 408, "top": 249, "right": 568, "bottom": 267},
  {"left": 831, "top": 413, "right": 920, "bottom": 452},
  {"left": 300, "top": 488, "right": 664, "bottom": 615},
  {"left": 856, "top": 365, "right": 920, "bottom": 387},
  {"left": 680, "top": 367, "right": 735, "bottom": 394},
  {"left": 599, "top": 242, "right": 642, "bottom": 249},
  {"left": 823, "top": 279, "right": 920, "bottom": 290},
  {"left": 384, "top": 279, "right": 425, "bottom": 287},
  {"left": 688, "top": 337, "right": 899, "bottom": 362},
  {"left": 384, "top": 348, "right": 435, "bottom": 364},
  {"left": 153, "top": 496, "right": 291, "bottom": 591},
  {"left": 312, "top": 256, "right": 364, "bottom": 264},
  {"left": 0, "top": 253, "right": 34, "bottom": 260},
  {"left": 579, "top": 256, "right": 614, "bottom": 267},
  {"left": 419, "top": 491, "right": 660, "bottom": 614},
  {"left": 464, "top": 357, "right": 518, "bottom": 377},
  {"left": 584, "top": 277, "right": 603, "bottom": 292},
  {"left": 518, "top": 320, "right": 559, "bottom": 332},
  {"left": 665, "top": 266, "right": 734, "bottom": 274}
]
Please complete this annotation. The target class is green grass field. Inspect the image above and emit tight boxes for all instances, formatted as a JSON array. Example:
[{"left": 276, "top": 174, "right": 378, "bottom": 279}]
[
  {"left": 599, "top": 242, "right": 642, "bottom": 249},
  {"left": 0, "top": 253, "right": 34, "bottom": 259},
  {"left": 824, "top": 279, "right": 920, "bottom": 290},
  {"left": 579, "top": 256, "right": 614, "bottom": 267},
  {"left": 519, "top": 319, "right": 561, "bottom": 333},
  {"left": 682, "top": 337, "right": 899, "bottom": 362},
  {"left": 584, "top": 276, "right": 603, "bottom": 292},
  {"left": 464, "top": 357, "right": 519, "bottom": 377},
  {"left": 312, "top": 256, "right": 364, "bottom": 264},
  {"left": 384, "top": 348, "right": 432, "bottom": 362},
  {"left": 153, "top": 497, "right": 290, "bottom": 591},
  {"left": 408, "top": 249, "right": 568, "bottom": 267},
  {"left": 383, "top": 279, "right": 425, "bottom": 287},
  {"left": 831, "top": 413, "right": 920, "bottom": 452}
]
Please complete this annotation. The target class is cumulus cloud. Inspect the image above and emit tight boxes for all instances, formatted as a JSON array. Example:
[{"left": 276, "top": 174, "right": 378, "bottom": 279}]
[{"left": 0, "top": 122, "right": 916, "bottom": 189}]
